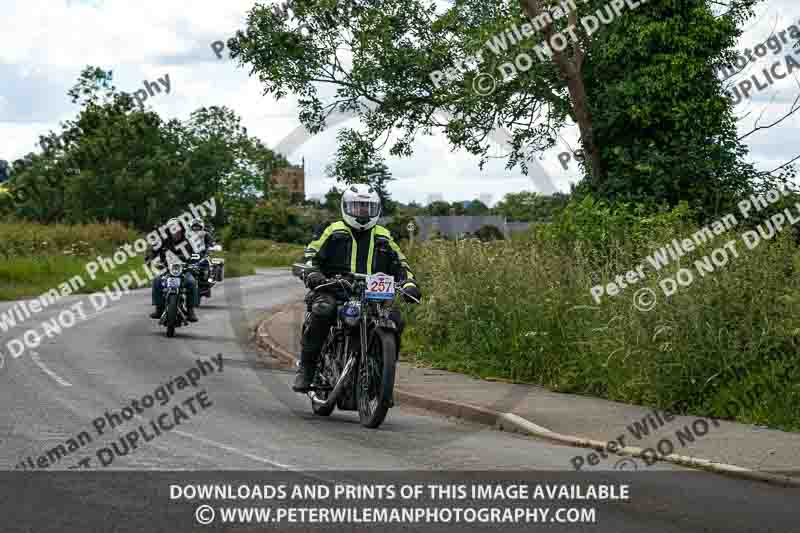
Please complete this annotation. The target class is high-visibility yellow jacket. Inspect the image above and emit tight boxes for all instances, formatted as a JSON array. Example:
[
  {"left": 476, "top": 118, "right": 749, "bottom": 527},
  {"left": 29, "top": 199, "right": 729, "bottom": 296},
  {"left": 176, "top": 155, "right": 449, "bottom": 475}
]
[{"left": 304, "top": 221, "right": 416, "bottom": 286}]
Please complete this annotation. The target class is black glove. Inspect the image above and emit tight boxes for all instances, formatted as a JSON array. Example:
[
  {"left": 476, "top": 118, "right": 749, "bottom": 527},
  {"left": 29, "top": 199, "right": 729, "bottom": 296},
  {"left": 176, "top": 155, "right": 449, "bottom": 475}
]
[
  {"left": 306, "top": 271, "right": 327, "bottom": 290},
  {"left": 401, "top": 283, "right": 421, "bottom": 304}
]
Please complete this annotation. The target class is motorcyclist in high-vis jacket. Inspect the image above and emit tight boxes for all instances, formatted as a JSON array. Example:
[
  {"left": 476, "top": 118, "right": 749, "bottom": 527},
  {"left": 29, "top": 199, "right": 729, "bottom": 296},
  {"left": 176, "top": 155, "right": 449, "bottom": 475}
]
[{"left": 292, "top": 183, "right": 422, "bottom": 393}]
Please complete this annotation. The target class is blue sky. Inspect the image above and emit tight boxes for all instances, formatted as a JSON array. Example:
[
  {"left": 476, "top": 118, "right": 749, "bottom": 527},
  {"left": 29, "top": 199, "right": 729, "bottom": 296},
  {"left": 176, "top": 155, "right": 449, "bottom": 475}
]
[{"left": 1, "top": 0, "right": 798, "bottom": 205}]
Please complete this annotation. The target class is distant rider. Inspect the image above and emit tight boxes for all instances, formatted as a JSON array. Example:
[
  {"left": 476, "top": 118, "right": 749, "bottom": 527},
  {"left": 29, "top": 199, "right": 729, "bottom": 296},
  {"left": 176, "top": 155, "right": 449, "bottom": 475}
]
[
  {"left": 145, "top": 218, "right": 200, "bottom": 322},
  {"left": 292, "top": 183, "right": 422, "bottom": 392},
  {"left": 189, "top": 218, "right": 216, "bottom": 283},
  {"left": 189, "top": 218, "right": 215, "bottom": 253}
]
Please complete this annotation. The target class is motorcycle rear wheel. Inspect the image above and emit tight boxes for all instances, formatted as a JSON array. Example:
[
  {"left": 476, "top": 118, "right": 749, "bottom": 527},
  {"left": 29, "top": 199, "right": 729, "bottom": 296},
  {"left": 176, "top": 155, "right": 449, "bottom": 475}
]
[
  {"left": 165, "top": 293, "right": 178, "bottom": 338},
  {"left": 357, "top": 330, "right": 396, "bottom": 429}
]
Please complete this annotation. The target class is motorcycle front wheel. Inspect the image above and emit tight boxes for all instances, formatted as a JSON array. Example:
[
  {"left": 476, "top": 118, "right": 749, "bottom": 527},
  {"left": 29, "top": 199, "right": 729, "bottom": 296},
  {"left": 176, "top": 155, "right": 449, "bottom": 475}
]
[
  {"left": 357, "top": 329, "right": 396, "bottom": 429},
  {"left": 165, "top": 293, "right": 178, "bottom": 338}
]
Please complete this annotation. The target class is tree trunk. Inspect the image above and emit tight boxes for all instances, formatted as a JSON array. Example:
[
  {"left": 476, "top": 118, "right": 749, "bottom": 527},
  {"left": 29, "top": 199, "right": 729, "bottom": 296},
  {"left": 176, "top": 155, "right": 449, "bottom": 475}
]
[{"left": 522, "top": 0, "right": 605, "bottom": 185}]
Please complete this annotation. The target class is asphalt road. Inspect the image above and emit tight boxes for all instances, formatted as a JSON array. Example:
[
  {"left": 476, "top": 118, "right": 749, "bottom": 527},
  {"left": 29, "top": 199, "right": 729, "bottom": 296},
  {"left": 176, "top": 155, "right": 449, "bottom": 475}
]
[{"left": 0, "top": 269, "right": 796, "bottom": 532}]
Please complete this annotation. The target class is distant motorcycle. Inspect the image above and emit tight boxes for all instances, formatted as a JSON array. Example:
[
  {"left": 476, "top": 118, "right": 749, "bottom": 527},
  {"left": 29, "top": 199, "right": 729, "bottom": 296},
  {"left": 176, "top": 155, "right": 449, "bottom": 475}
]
[
  {"left": 197, "top": 244, "right": 224, "bottom": 305},
  {"left": 292, "top": 263, "right": 420, "bottom": 428}
]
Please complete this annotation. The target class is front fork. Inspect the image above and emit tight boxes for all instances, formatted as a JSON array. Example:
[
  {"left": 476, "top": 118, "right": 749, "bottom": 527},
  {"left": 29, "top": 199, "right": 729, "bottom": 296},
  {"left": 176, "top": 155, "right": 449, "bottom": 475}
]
[{"left": 159, "top": 283, "right": 184, "bottom": 325}]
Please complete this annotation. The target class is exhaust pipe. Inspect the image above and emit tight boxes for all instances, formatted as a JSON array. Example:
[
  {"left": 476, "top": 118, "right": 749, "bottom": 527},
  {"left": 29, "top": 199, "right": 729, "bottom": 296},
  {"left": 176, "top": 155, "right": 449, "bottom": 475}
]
[{"left": 309, "top": 357, "right": 355, "bottom": 408}]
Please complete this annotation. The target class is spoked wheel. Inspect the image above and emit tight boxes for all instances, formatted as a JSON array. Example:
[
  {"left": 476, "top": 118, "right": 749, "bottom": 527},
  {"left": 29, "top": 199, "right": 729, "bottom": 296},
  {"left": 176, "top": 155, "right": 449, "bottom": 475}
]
[
  {"left": 357, "top": 330, "right": 396, "bottom": 428},
  {"left": 165, "top": 293, "right": 178, "bottom": 338}
]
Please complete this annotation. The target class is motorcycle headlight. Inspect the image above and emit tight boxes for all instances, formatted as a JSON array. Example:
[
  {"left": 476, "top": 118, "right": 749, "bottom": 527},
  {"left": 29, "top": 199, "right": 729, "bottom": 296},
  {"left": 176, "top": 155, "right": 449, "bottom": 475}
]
[
  {"left": 340, "top": 302, "right": 361, "bottom": 327},
  {"left": 168, "top": 263, "right": 183, "bottom": 276}
]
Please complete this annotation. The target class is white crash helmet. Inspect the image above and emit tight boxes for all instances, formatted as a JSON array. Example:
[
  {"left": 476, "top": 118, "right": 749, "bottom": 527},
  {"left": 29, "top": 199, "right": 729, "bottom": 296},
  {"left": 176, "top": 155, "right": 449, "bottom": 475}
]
[{"left": 341, "top": 183, "right": 381, "bottom": 231}]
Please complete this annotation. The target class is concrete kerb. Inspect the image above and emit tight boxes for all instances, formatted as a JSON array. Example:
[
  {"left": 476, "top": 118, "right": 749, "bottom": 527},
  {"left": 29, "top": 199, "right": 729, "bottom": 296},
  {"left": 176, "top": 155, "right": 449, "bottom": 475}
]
[{"left": 254, "top": 312, "right": 800, "bottom": 488}]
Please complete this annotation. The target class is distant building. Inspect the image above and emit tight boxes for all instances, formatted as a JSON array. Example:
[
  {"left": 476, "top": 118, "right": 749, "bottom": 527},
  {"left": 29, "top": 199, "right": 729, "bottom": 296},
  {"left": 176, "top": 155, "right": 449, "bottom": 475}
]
[
  {"left": 379, "top": 215, "right": 531, "bottom": 240},
  {"left": 0, "top": 160, "right": 9, "bottom": 183},
  {"left": 270, "top": 157, "right": 305, "bottom": 197}
]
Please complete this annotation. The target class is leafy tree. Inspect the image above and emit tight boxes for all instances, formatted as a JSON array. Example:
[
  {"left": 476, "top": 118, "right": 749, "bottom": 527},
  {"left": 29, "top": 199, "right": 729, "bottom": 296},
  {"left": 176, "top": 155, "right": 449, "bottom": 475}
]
[
  {"left": 464, "top": 199, "right": 490, "bottom": 215},
  {"left": 6, "top": 67, "right": 286, "bottom": 230},
  {"left": 449, "top": 202, "right": 466, "bottom": 216},
  {"left": 324, "top": 186, "right": 343, "bottom": 212},
  {"left": 364, "top": 161, "right": 397, "bottom": 215},
  {"left": 494, "top": 191, "right": 569, "bottom": 221},
  {"left": 228, "top": 0, "right": 766, "bottom": 218},
  {"left": 384, "top": 214, "right": 416, "bottom": 240},
  {"left": 427, "top": 200, "right": 452, "bottom": 216},
  {"left": 324, "top": 130, "right": 397, "bottom": 214},
  {"left": 474, "top": 224, "right": 505, "bottom": 241}
]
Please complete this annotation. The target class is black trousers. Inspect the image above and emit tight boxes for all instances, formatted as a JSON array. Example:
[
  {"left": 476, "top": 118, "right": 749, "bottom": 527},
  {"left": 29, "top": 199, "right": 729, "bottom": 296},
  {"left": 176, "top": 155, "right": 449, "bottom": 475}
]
[{"left": 300, "top": 291, "right": 405, "bottom": 363}]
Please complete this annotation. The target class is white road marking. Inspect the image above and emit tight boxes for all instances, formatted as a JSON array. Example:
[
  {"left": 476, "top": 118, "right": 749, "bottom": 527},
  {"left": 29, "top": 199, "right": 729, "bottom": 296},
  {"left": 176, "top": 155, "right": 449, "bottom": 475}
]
[
  {"left": 30, "top": 351, "right": 72, "bottom": 387},
  {"left": 171, "top": 429, "right": 296, "bottom": 469}
]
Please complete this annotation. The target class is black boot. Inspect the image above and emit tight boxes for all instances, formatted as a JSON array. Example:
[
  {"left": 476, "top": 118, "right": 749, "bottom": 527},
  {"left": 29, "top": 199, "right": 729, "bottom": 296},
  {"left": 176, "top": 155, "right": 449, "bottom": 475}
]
[
  {"left": 149, "top": 306, "right": 164, "bottom": 319},
  {"left": 186, "top": 304, "right": 198, "bottom": 322},
  {"left": 292, "top": 348, "right": 318, "bottom": 392}
]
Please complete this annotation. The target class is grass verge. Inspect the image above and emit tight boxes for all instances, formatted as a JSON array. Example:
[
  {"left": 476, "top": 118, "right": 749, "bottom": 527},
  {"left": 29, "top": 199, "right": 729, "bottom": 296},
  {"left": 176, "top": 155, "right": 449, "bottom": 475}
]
[
  {"left": 402, "top": 198, "right": 800, "bottom": 432},
  {"left": 0, "top": 223, "right": 305, "bottom": 301}
]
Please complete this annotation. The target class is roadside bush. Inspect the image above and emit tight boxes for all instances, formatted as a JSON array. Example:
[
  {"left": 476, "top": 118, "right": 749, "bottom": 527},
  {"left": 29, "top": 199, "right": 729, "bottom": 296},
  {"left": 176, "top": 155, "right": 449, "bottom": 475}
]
[
  {"left": 403, "top": 196, "right": 800, "bottom": 431},
  {"left": 384, "top": 215, "right": 415, "bottom": 240},
  {"left": 473, "top": 225, "right": 505, "bottom": 242}
]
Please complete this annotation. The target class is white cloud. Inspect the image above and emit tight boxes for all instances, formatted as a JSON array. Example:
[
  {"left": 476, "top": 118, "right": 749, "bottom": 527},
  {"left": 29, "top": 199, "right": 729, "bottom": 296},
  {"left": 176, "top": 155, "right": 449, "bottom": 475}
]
[{"left": 1, "top": 0, "right": 799, "bottom": 202}]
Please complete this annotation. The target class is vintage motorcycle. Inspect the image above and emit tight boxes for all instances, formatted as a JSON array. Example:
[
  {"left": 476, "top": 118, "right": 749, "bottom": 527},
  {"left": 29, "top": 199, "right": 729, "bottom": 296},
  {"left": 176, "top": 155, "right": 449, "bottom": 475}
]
[{"left": 293, "top": 263, "right": 420, "bottom": 428}]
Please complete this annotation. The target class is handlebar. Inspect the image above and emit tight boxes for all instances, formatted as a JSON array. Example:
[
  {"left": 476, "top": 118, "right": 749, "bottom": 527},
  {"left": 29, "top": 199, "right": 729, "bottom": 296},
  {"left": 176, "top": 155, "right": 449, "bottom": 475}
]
[{"left": 292, "top": 263, "right": 420, "bottom": 304}]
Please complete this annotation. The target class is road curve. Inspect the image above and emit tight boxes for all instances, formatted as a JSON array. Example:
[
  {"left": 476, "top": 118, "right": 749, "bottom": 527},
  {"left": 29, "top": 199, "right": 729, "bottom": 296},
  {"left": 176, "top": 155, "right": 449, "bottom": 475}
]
[{"left": 0, "top": 269, "right": 796, "bottom": 532}]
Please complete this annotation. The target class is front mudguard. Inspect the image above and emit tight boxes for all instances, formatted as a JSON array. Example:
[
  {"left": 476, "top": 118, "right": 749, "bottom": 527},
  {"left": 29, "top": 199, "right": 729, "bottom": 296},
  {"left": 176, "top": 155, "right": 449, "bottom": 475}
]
[
  {"left": 370, "top": 324, "right": 400, "bottom": 408},
  {"left": 373, "top": 321, "right": 400, "bottom": 360},
  {"left": 160, "top": 287, "right": 186, "bottom": 327}
]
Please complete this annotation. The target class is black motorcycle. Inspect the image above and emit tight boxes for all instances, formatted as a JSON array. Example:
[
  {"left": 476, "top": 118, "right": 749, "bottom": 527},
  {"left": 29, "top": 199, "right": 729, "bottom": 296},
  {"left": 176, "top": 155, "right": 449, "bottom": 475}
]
[
  {"left": 293, "top": 264, "right": 420, "bottom": 428},
  {"left": 159, "top": 254, "right": 205, "bottom": 337},
  {"left": 197, "top": 244, "right": 224, "bottom": 305}
]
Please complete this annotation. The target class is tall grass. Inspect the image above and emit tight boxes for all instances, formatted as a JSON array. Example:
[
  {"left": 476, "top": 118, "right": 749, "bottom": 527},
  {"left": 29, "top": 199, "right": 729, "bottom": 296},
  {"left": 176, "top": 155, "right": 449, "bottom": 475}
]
[
  {"left": 403, "top": 197, "right": 800, "bottom": 431},
  {"left": 0, "top": 221, "right": 137, "bottom": 259}
]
